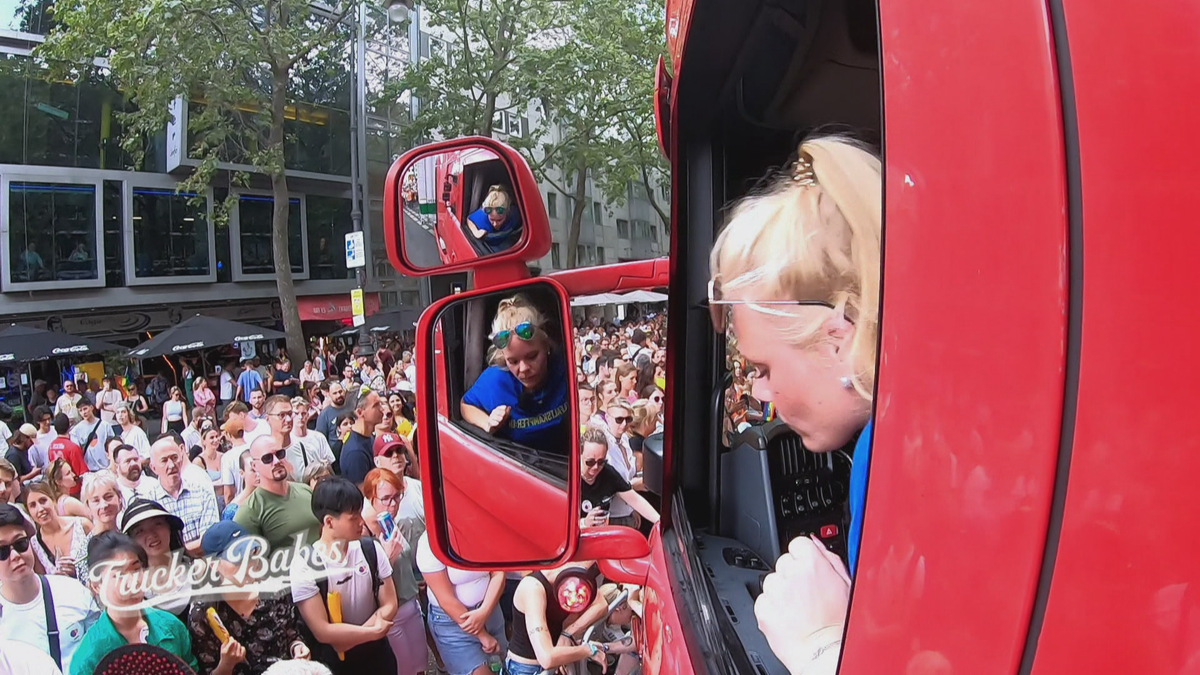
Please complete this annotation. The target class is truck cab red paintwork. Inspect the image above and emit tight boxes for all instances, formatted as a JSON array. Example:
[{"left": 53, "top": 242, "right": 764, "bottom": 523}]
[
  {"left": 431, "top": 147, "right": 511, "bottom": 265},
  {"left": 395, "top": 1, "right": 1200, "bottom": 673}
]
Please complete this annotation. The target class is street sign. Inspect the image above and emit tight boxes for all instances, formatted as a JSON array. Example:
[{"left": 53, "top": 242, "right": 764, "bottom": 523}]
[
  {"left": 351, "top": 288, "right": 365, "bottom": 317},
  {"left": 352, "top": 314, "right": 366, "bottom": 327},
  {"left": 345, "top": 231, "right": 366, "bottom": 269}
]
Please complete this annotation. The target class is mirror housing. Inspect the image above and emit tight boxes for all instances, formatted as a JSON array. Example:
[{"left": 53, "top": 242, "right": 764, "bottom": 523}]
[
  {"left": 385, "top": 136, "right": 551, "bottom": 285},
  {"left": 417, "top": 277, "right": 580, "bottom": 569}
]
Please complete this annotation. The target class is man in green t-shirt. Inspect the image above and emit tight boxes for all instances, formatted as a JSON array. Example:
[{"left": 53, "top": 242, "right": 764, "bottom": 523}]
[{"left": 233, "top": 434, "right": 322, "bottom": 551}]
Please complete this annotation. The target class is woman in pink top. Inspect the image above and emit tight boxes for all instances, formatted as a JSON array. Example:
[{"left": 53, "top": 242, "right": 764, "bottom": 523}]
[{"left": 192, "top": 376, "right": 216, "bottom": 419}]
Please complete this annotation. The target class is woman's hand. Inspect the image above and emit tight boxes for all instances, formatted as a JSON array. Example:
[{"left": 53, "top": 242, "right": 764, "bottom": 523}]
[
  {"left": 754, "top": 535, "right": 850, "bottom": 675},
  {"left": 486, "top": 405, "right": 511, "bottom": 433},
  {"left": 54, "top": 556, "right": 76, "bottom": 578},
  {"left": 458, "top": 607, "right": 488, "bottom": 635},
  {"left": 290, "top": 641, "right": 311, "bottom": 660},
  {"left": 479, "top": 631, "right": 500, "bottom": 654},
  {"left": 215, "top": 638, "right": 247, "bottom": 674},
  {"left": 584, "top": 507, "right": 609, "bottom": 528},
  {"left": 586, "top": 643, "right": 609, "bottom": 672},
  {"left": 380, "top": 531, "right": 405, "bottom": 561}
]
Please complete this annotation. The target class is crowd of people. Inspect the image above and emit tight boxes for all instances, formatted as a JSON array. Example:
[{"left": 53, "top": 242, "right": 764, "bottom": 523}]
[
  {"left": 572, "top": 315, "right": 667, "bottom": 534},
  {"left": 0, "top": 327, "right": 650, "bottom": 675}
]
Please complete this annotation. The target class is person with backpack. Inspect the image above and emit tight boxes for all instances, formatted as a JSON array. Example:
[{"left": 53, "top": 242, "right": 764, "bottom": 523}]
[
  {"left": 0, "top": 504, "right": 101, "bottom": 673},
  {"left": 290, "top": 477, "right": 397, "bottom": 674}
]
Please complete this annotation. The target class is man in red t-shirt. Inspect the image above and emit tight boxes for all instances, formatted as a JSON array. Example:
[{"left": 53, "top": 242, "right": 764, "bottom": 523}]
[{"left": 46, "top": 413, "right": 87, "bottom": 495}]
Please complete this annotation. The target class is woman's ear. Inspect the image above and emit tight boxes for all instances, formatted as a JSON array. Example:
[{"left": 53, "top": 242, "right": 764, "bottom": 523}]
[{"left": 822, "top": 311, "right": 858, "bottom": 361}]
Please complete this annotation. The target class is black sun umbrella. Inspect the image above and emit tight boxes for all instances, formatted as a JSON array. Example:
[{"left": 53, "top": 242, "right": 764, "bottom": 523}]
[
  {"left": 334, "top": 308, "right": 423, "bottom": 337},
  {"left": 0, "top": 324, "right": 124, "bottom": 363},
  {"left": 128, "top": 314, "right": 286, "bottom": 359}
]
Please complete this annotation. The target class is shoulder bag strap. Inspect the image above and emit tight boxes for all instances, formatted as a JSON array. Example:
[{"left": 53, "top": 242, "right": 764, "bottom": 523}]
[
  {"left": 359, "top": 536, "right": 381, "bottom": 601},
  {"left": 41, "top": 575, "right": 62, "bottom": 669}
]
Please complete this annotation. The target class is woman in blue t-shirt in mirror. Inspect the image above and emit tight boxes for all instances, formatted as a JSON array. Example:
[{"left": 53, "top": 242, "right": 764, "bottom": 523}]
[
  {"left": 463, "top": 185, "right": 522, "bottom": 255},
  {"left": 460, "top": 294, "right": 570, "bottom": 454}
]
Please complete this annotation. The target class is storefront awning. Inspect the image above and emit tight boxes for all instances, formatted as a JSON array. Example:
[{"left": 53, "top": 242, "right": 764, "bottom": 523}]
[{"left": 297, "top": 293, "right": 380, "bottom": 321}]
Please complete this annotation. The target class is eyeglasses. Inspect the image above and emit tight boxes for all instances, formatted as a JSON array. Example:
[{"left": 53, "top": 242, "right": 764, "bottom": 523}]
[
  {"left": 376, "top": 493, "right": 401, "bottom": 504},
  {"left": 258, "top": 449, "right": 288, "bottom": 465},
  {"left": 0, "top": 536, "right": 31, "bottom": 561},
  {"left": 583, "top": 458, "right": 607, "bottom": 468},
  {"left": 382, "top": 449, "right": 406, "bottom": 460},
  {"left": 491, "top": 322, "right": 536, "bottom": 349},
  {"left": 483, "top": 206, "right": 507, "bottom": 216},
  {"left": 611, "top": 415, "right": 632, "bottom": 425},
  {"left": 706, "top": 277, "right": 836, "bottom": 332},
  {"left": 268, "top": 410, "right": 294, "bottom": 419}
]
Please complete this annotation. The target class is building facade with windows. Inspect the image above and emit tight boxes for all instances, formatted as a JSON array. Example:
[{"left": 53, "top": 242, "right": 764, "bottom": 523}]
[{"left": 0, "top": 3, "right": 423, "bottom": 345}]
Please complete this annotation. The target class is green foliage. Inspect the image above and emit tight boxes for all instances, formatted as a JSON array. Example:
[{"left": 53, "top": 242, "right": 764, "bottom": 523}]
[
  {"left": 393, "top": 0, "right": 668, "bottom": 268},
  {"left": 36, "top": 0, "right": 364, "bottom": 363}
]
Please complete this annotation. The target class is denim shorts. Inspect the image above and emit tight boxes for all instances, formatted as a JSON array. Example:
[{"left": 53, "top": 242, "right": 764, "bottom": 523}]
[
  {"left": 504, "top": 658, "right": 545, "bottom": 675},
  {"left": 427, "top": 603, "right": 508, "bottom": 675}
]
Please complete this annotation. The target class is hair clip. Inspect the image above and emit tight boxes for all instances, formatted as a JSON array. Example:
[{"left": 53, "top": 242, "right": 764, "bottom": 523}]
[{"left": 792, "top": 152, "right": 816, "bottom": 186}]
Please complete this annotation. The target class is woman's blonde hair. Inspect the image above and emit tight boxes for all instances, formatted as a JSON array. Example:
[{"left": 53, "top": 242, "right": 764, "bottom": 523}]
[
  {"left": 81, "top": 473, "right": 123, "bottom": 508},
  {"left": 631, "top": 399, "right": 656, "bottom": 434},
  {"left": 45, "top": 459, "right": 72, "bottom": 502},
  {"left": 482, "top": 185, "right": 511, "bottom": 210},
  {"left": 710, "top": 134, "right": 881, "bottom": 400},
  {"left": 488, "top": 294, "right": 550, "bottom": 366}
]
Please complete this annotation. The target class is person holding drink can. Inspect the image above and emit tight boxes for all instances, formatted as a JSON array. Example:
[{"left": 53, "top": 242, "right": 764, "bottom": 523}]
[
  {"left": 362, "top": 468, "right": 428, "bottom": 675},
  {"left": 578, "top": 429, "right": 658, "bottom": 530}
]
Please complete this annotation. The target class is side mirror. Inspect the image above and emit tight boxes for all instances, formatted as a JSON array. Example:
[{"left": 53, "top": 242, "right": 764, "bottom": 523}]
[
  {"left": 385, "top": 137, "right": 551, "bottom": 276},
  {"left": 417, "top": 278, "right": 580, "bottom": 568}
]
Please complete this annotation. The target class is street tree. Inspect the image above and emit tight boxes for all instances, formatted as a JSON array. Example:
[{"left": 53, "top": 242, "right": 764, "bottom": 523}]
[
  {"left": 393, "top": 0, "right": 559, "bottom": 143},
  {"left": 515, "top": 0, "right": 669, "bottom": 267},
  {"left": 37, "top": 0, "right": 363, "bottom": 364}
]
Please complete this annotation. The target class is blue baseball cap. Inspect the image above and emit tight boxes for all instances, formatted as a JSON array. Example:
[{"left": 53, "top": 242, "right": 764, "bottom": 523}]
[{"left": 201, "top": 521, "right": 260, "bottom": 561}]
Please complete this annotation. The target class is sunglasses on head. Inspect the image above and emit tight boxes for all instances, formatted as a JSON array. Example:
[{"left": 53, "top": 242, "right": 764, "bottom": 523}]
[
  {"left": 706, "top": 277, "right": 837, "bottom": 332},
  {"left": 491, "top": 322, "right": 536, "bottom": 349},
  {"left": 483, "top": 206, "right": 507, "bottom": 216},
  {"left": 259, "top": 449, "right": 287, "bottom": 464},
  {"left": 584, "top": 458, "right": 607, "bottom": 468},
  {"left": 0, "top": 535, "right": 31, "bottom": 561}
]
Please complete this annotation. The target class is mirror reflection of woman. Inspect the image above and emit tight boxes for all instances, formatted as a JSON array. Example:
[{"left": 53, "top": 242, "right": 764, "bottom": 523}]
[
  {"left": 463, "top": 186, "right": 523, "bottom": 255},
  {"left": 460, "top": 295, "right": 570, "bottom": 453}
]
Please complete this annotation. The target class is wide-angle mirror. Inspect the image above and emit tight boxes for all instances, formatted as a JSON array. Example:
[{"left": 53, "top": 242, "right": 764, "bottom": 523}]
[
  {"left": 418, "top": 279, "right": 580, "bottom": 567},
  {"left": 392, "top": 144, "right": 525, "bottom": 270}
]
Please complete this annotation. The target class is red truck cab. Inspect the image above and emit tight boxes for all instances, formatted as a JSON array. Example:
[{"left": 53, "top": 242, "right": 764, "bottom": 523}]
[{"left": 387, "top": 0, "right": 1200, "bottom": 673}]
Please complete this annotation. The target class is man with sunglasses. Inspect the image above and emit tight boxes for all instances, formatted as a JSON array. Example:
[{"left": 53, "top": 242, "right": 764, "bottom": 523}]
[
  {"left": 0, "top": 504, "right": 100, "bottom": 672},
  {"left": 601, "top": 403, "right": 645, "bottom": 528},
  {"left": 233, "top": 435, "right": 323, "bottom": 551},
  {"left": 578, "top": 430, "right": 658, "bottom": 531}
]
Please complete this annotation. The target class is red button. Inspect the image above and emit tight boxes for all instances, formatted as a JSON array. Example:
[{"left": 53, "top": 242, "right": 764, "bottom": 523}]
[{"left": 819, "top": 525, "right": 838, "bottom": 538}]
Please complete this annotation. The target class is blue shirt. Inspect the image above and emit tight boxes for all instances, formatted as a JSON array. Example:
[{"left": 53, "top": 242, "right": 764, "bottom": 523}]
[
  {"left": 340, "top": 430, "right": 375, "bottom": 485},
  {"left": 467, "top": 208, "right": 522, "bottom": 254},
  {"left": 461, "top": 357, "right": 569, "bottom": 450},
  {"left": 847, "top": 419, "right": 873, "bottom": 577},
  {"left": 236, "top": 369, "right": 263, "bottom": 402}
]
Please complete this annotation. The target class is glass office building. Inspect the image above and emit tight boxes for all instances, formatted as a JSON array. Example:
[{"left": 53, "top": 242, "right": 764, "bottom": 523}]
[{"left": 0, "top": 3, "right": 422, "bottom": 341}]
